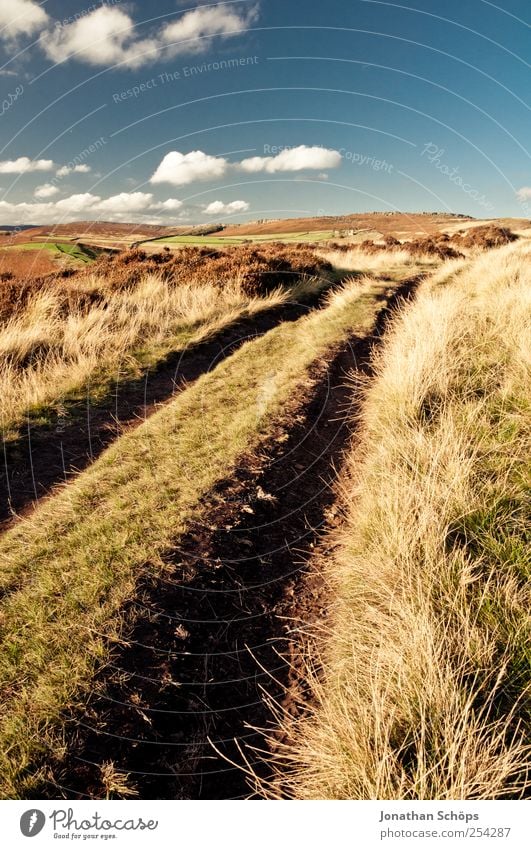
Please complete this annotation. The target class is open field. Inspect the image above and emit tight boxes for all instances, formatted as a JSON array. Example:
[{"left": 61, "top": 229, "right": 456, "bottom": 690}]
[
  {"left": 139, "top": 230, "right": 336, "bottom": 248},
  {"left": 0, "top": 221, "right": 529, "bottom": 801},
  {"left": 0, "top": 214, "right": 529, "bottom": 280}
]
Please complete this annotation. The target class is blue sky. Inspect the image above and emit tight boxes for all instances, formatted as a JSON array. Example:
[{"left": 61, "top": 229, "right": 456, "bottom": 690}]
[{"left": 0, "top": 0, "right": 530, "bottom": 225}]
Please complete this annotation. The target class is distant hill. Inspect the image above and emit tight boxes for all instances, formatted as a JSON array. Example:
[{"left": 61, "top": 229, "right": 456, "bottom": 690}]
[
  {"left": 221, "top": 212, "right": 477, "bottom": 238},
  {"left": 0, "top": 225, "right": 36, "bottom": 233}
]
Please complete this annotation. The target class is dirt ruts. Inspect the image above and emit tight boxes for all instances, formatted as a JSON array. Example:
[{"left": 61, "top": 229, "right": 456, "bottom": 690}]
[
  {"left": 38, "top": 277, "right": 420, "bottom": 801},
  {"left": 0, "top": 298, "right": 321, "bottom": 530}
]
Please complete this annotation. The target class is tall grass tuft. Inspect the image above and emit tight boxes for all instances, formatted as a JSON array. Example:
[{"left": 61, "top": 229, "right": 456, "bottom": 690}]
[
  {"left": 0, "top": 272, "right": 326, "bottom": 437},
  {"left": 260, "top": 243, "right": 531, "bottom": 800}
]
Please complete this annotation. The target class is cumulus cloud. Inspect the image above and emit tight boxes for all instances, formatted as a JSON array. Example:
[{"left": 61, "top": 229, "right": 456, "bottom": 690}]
[
  {"left": 53, "top": 192, "right": 101, "bottom": 214},
  {"left": 161, "top": 4, "right": 259, "bottom": 54},
  {"left": 56, "top": 163, "right": 91, "bottom": 177},
  {"left": 0, "top": 157, "right": 54, "bottom": 173},
  {"left": 203, "top": 200, "right": 249, "bottom": 215},
  {"left": 151, "top": 150, "right": 229, "bottom": 186},
  {"left": 40, "top": 4, "right": 257, "bottom": 69},
  {"left": 0, "top": 191, "right": 184, "bottom": 224},
  {"left": 150, "top": 146, "right": 342, "bottom": 188},
  {"left": 516, "top": 186, "right": 531, "bottom": 201},
  {"left": 95, "top": 191, "right": 156, "bottom": 214},
  {"left": 150, "top": 198, "right": 183, "bottom": 211},
  {"left": 34, "top": 183, "right": 59, "bottom": 199},
  {"left": 238, "top": 145, "right": 342, "bottom": 174},
  {"left": 41, "top": 8, "right": 155, "bottom": 70},
  {"left": 0, "top": 0, "right": 49, "bottom": 40}
]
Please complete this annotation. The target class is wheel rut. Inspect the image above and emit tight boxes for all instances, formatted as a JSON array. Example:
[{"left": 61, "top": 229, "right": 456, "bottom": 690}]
[
  {"left": 0, "top": 298, "right": 321, "bottom": 530},
  {"left": 40, "top": 277, "right": 420, "bottom": 800}
]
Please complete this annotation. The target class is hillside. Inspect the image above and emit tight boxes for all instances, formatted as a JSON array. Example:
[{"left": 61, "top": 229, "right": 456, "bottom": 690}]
[{"left": 221, "top": 211, "right": 475, "bottom": 237}]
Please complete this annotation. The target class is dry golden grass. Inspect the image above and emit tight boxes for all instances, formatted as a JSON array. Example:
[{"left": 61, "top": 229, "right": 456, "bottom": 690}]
[
  {"left": 317, "top": 246, "right": 440, "bottom": 279},
  {"left": 0, "top": 271, "right": 326, "bottom": 438},
  {"left": 0, "top": 274, "right": 392, "bottom": 798},
  {"left": 260, "top": 243, "right": 531, "bottom": 800}
]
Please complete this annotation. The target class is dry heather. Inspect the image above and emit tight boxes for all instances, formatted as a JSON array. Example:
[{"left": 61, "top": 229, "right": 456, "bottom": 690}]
[
  {"left": 86, "top": 244, "right": 332, "bottom": 295},
  {"left": 454, "top": 225, "right": 519, "bottom": 250},
  {"left": 0, "top": 246, "right": 331, "bottom": 436},
  {"left": 325, "top": 224, "right": 520, "bottom": 261},
  {"left": 261, "top": 243, "right": 531, "bottom": 800}
]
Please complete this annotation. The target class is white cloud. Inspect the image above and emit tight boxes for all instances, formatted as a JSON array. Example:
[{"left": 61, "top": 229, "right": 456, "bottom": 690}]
[
  {"left": 41, "top": 8, "right": 157, "bottom": 70},
  {"left": 95, "top": 191, "right": 155, "bottom": 214},
  {"left": 0, "top": 0, "right": 49, "bottom": 40},
  {"left": 150, "top": 198, "right": 183, "bottom": 211},
  {"left": 34, "top": 183, "right": 59, "bottom": 199},
  {"left": 0, "top": 156, "right": 54, "bottom": 174},
  {"left": 151, "top": 150, "right": 229, "bottom": 186},
  {"left": 40, "top": 4, "right": 257, "bottom": 69},
  {"left": 0, "top": 191, "right": 185, "bottom": 224},
  {"left": 516, "top": 186, "right": 531, "bottom": 201},
  {"left": 56, "top": 163, "right": 91, "bottom": 177},
  {"left": 161, "top": 4, "right": 258, "bottom": 54},
  {"left": 54, "top": 192, "right": 100, "bottom": 214},
  {"left": 150, "top": 145, "right": 342, "bottom": 188},
  {"left": 238, "top": 145, "right": 342, "bottom": 174},
  {"left": 203, "top": 200, "right": 249, "bottom": 215}
]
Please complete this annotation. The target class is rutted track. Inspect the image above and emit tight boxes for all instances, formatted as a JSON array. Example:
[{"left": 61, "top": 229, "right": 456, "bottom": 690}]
[
  {"left": 39, "top": 278, "right": 420, "bottom": 800},
  {"left": 0, "top": 298, "right": 322, "bottom": 529}
]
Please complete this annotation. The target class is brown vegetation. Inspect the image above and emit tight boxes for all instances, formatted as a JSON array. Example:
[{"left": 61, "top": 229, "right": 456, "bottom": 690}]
[
  {"left": 454, "top": 224, "right": 519, "bottom": 250},
  {"left": 82, "top": 243, "right": 333, "bottom": 296}
]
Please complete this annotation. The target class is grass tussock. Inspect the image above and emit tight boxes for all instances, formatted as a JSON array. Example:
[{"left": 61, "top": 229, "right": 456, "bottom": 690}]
[
  {"left": 262, "top": 243, "right": 531, "bottom": 800},
  {"left": 0, "top": 268, "right": 327, "bottom": 438},
  {"left": 0, "top": 274, "right": 392, "bottom": 799}
]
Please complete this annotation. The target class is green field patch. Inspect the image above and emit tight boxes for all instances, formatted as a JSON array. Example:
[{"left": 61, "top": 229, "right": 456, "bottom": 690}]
[{"left": 2, "top": 241, "right": 96, "bottom": 263}]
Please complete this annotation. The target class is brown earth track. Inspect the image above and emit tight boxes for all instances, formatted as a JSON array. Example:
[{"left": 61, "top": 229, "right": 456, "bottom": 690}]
[
  {"left": 0, "top": 298, "right": 324, "bottom": 531},
  {"left": 38, "top": 276, "right": 420, "bottom": 801}
]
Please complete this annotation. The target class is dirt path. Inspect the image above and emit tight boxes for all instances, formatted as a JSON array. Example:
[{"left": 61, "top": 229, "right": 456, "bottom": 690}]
[
  {"left": 39, "top": 278, "right": 420, "bottom": 801},
  {"left": 0, "top": 299, "right": 321, "bottom": 530}
]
